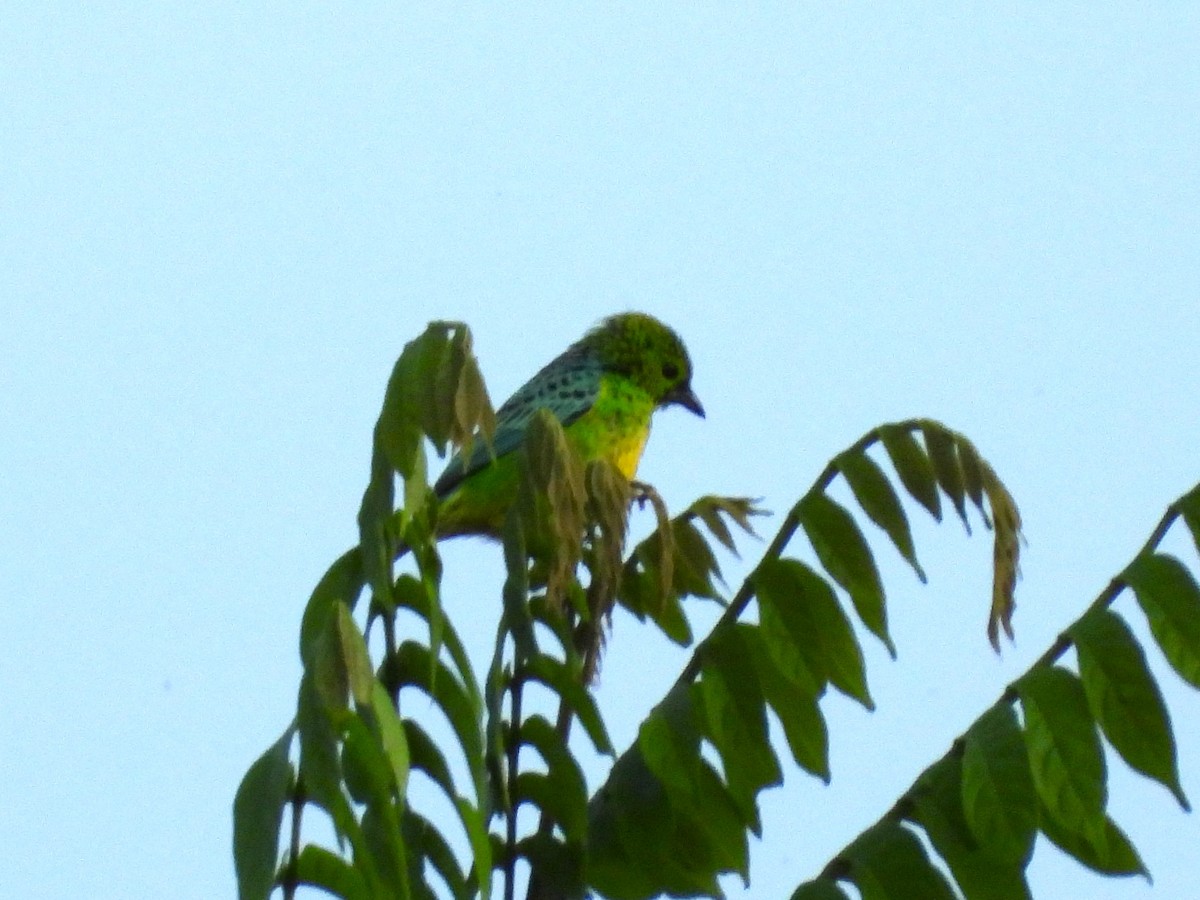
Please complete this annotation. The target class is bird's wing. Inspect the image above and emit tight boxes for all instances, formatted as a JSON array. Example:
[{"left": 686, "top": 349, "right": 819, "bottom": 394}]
[{"left": 433, "top": 346, "right": 602, "bottom": 497}]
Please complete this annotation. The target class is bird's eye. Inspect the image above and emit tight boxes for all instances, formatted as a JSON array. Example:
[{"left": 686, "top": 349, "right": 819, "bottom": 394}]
[{"left": 661, "top": 362, "right": 679, "bottom": 380}]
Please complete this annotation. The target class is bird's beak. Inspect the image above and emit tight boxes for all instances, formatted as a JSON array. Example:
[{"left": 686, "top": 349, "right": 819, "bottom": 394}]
[{"left": 665, "top": 383, "right": 705, "bottom": 418}]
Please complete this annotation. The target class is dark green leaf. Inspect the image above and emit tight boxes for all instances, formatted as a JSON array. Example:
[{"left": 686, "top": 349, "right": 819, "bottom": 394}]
[
  {"left": 1070, "top": 609, "right": 1189, "bottom": 809},
  {"left": 1123, "top": 552, "right": 1200, "bottom": 689},
  {"left": 756, "top": 558, "right": 873, "bottom": 709},
  {"left": 292, "top": 845, "right": 370, "bottom": 900},
  {"left": 402, "top": 720, "right": 457, "bottom": 802},
  {"left": 743, "top": 621, "right": 830, "bottom": 780},
  {"left": 1015, "top": 666, "right": 1106, "bottom": 848},
  {"left": 1178, "top": 485, "right": 1200, "bottom": 560},
  {"left": 836, "top": 450, "right": 926, "bottom": 582},
  {"left": 699, "top": 626, "right": 784, "bottom": 832},
  {"left": 908, "top": 754, "right": 1032, "bottom": 900},
  {"left": 961, "top": 704, "right": 1037, "bottom": 865},
  {"left": 361, "top": 801, "right": 411, "bottom": 900},
  {"left": 636, "top": 684, "right": 703, "bottom": 803},
  {"left": 798, "top": 493, "right": 892, "bottom": 655},
  {"left": 518, "top": 834, "right": 585, "bottom": 900},
  {"left": 296, "top": 674, "right": 346, "bottom": 829},
  {"left": 401, "top": 810, "right": 467, "bottom": 900},
  {"left": 879, "top": 424, "right": 941, "bottom": 521},
  {"left": 1038, "top": 804, "right": 1149, "bottom": 880},
  {"left": 525, "top": 655, "right": 614, "bottom": 756},
  {"left": 844, "top": 822, "right": 957, "bottom": 900},
  {"left": 922, "top": 422, "right": 970, "bottom": 532},
  {"left": 790, "top": 882, "right": 852, "bottom": 900},
  {"left": 391, "top": 641, "right": 485, "bottom": 796},
  {"left": 519, "top": 716, "right": 590, "bottom": 841},
  {"left": 233, "top": 727, "right": 294, "bottom": 900},
  {"left": 342, "top": 715, "right": 398, "bottom": 805}
]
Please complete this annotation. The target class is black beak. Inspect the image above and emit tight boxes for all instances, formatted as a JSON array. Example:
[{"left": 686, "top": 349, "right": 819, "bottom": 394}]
[{"left": 665, "top": 383, "right": 705, "bottom": 418}]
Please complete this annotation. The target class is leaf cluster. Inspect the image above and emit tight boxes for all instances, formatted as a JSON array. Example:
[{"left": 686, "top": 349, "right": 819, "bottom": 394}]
[{"left": 233, "top": 322, "right": 1200, "bottom": 900}]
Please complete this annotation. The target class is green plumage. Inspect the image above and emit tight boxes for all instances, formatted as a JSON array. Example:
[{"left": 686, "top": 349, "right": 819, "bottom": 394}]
[{"left": 434, "top": 312, "right": 703, "bottom": 539}]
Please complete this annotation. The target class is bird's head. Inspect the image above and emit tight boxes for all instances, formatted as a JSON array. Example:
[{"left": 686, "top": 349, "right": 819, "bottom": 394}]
[{"left": 585, "top": 312, "right": 705, "bottom": 417}]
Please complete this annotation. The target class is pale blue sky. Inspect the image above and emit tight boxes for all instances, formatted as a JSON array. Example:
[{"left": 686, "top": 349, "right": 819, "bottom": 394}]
[{"left": 3, "top": 4, "right": 1199, "bottom": 898}]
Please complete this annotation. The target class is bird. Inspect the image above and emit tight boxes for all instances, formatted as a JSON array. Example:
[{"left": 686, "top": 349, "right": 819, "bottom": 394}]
[{"left": 431, "top": 312, "right": 704, "bottom": 540}]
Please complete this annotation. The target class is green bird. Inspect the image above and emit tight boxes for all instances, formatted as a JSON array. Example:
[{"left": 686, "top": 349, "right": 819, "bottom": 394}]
[{"left": 433, "top": 312, "right": 704, "bottom": 539}]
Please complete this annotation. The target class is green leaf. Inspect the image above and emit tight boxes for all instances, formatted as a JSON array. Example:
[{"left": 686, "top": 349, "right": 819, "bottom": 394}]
[
  {"left": 300, "top": 549, "right": 365, "bottom": 670},
  {"left": 337, "top": 603, "right": 375, "bottom": 707},
  {"left": 836, "top": 450, "right": 926, "bottom": 582},
  {"left": 1123, "top": 552, "right": 1200, "bottom": 689},
  {"left": 636, "top": 684, "right": 703, "bottom": 803},
  {"left": 401, "top": 810, "right": 467, "bottom": 900},
  {"left": 1038, "top": 803, "right": 1149, "bottom": 880},
  {"left": 525, "top": 655, "right": 614, "bottom": 756},
  {"left": 361, "top": 801, "right": 411, "bottom": 900},
  {"left": 365, "top": 682, "right": 410, "bottom": 800},
  {"left": 342, "top": 715, "right": 399, "bottom": 806},
  {"left": 1070, "top": 609, "right": 1189, "bottom": 809},
  {"left": 233, "top": 727, "right": 294, "bottom": 900},
  {"left": 955, "top": 438, "right": 992, "bottom": 527},
  {"left": 756, "top": 558, "right": 873, "bottom": 709},
  {"left": 296, "top": 674, "right": 346, "bottom": 830},
  {"left": 922, "top": 422, "right": 970, "bottom": 532},
  {"left": 790, "top": 882, "right": 852, "bottom": 900},
  {"left": 402, "top": 720, "right": 457, "bottom": 803},
  {"left": 1015, "top": 666, "right": 1106, "bottom": 848},
  {"left": 698, "top": 626, "right": 784, "bottom": 832},
  {"left": 519, "top": 715, "right": 589, "bottom": 841},
  {"left": 1178, "top": 485, "right": 1200, "bottom": 559},
  {"left": 797, "top": 493, "right": 892, "bottom": 655},
  {"left": 292, "top": 845, "right": 370, "bottom": 900},
  {"left": 391, "top": 641, "right": 485, "bottom": 797},
  {"left": 879, "top": 424, "right": 941, "bottom": 521},
  {"left": 961, "top": 704, "right": 1037, "bottom": 865},
  {"left": 908, "top": 754, "right": 1032, "bottom": 900},
  {"left": 843, "top": 822, "right": 957, "bottom": 900},
  {"left": 518, "top": 834, "right": 585, "bottom": 900},
  {"left": 743, "top": 622, "right": 830, "bottom": 780}
]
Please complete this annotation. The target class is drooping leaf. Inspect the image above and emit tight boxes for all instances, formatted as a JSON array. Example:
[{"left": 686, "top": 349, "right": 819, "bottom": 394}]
[
  {"left": 300, "top": 549, "right": 365, "bottom": 670},
  {"left": 233, "top": 727, "right": 295, "bottom": 900},
  {"left": 961, "top": 704, "right": 1037, "bottom": 865},
  {"left": 981, "top": 464, "right": 1022, "bottom": 651},
  {"left": 1015, "top": 666, "right": 1107, "bottom": 849},
  {"left": 879, "top": 424, "right": 942, "bottom": 521},
  {"left": 360, "top": 799, "right": 411, "bottom": 900},
  {"left": 843, "top": 821, "right": 957, "bottom": 900},
  {"left": 698, "top": 625, "right": 784, "bottom": 832},
  {"left": 790, "top": 882, "right": 853, "bottom": 900},
  {"left": 292, "top": 844, "right": 371, "bottom": 900},
  {"left": 365, "top": 682, "right": 410, "bottom": 800},
  {"left": 1038, "top": 803, "right": 1149, "bottom": 880},
  {"left": 1123, "top": 552, "right": 1200, "bottom": 689},
  {"left": 836, "top": 449, "right": 926, "bottom": 582},
  {"left": 954, "top": 437, "right": 992, "bottom": 528},
  {"left": 524, "top": 655, "right": 614, "bottom": 756},
  {"left": 797, "top": 492, "right": 893, "bottom": 655},
  {"left": 401, "top": 809, "right": 468, "bottom": 900},
  {"left": 755, "top": 557, "right": 873, "bottom": 709},
  {"left": 520, "top": 715, "right": 590, "bottom": 841},
  {"left": 1070, "top": 608, "right": 1189, "bottom": 809},
  {"left": 908, "top": 753, "right": 1032, "bottom": 900},
  {"left": 743, "top": 617, "right": 830, "bottom": 780},
  {"left": 922, "top": 421, "right": 970, "bottom": 532},
  {"left": 336, "top": 602, "right": 375, "bottom": 707},
  {"left": 389, "top": 641, "right": 485, "bottom": 797}
]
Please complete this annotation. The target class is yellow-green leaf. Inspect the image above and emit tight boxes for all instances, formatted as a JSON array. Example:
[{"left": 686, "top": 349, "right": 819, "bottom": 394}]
[{"left": 836, "top": 449, "right": 926, "bottom": 582}]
